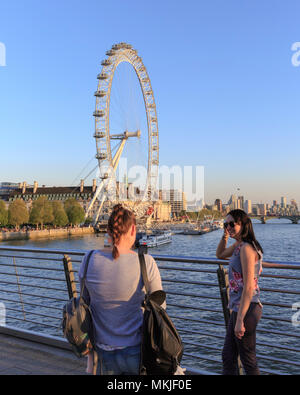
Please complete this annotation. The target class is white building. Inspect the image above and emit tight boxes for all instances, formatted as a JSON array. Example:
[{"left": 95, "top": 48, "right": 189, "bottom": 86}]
[{"left": 244, "top": 200, "right": 252, "bottom": 214}]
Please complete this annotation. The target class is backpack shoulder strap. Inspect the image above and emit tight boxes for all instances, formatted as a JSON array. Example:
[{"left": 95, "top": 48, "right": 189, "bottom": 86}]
[
  {"left": 138, "top": 252, "right": 150, "bottom": 295},
  {"left": 80, "top": 250, "right": 95, "bottom": 296},
  {"left": 83, "top": 250, "right": 95, "bottom": 279}
]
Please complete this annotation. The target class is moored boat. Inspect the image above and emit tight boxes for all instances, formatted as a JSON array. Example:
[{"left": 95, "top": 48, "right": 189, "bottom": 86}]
[{"left": 138, "top": 230, "right": 172, "bottom": 247}]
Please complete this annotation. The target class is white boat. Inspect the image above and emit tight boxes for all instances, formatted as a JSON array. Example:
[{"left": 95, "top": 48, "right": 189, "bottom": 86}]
[
  {"left": 182, "top": 227, "right": 203, "bottom": 235},
  {"left": 138, "top": 231, "right": 172, "bottom": 247},
  {"left": 104, "top": 233, "right": 112, "bottom": 247},
  {"left": 213, "top": 220, "right": 224, "bottom": 229}
]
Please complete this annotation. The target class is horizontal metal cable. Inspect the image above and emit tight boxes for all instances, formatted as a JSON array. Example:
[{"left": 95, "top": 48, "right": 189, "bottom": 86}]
[
  {"left": 184, "top": 339, "right": 300, "bottom": 367},
  {"left": 0, "top": 254, "right": 63, "bottom": 262},
  {"left": 260, "top": 301, "right": 294, "bottom": 309},
  {"left": 259, "top": 286, "right": 300, "bottom": 295},
  {"left": 256, "top": 327, "right": 300, "bottom": 339},
  {"left": 0, "top": 287, "right": 68, "bottom": 302},
  {"left": 261, "top": 273, "right": 300, "bottom": 281},
  {"left": 0, "top": 272, "right": 66, "bottom": 283},
  {"left": 5, "top": 306, "right": 61, "bottom": 321},
  {"left": 0, "top": 262, "right": 64, "bottom": 272},
  {"left": 166, "top": 290, "right": 220, "bottom": 300},
  {"left": 183, "top": 351, "right": 221, "bottom": 364},
  {"left": 170, "top": 314, "right": 225, "bottom": 327},
  {"left": 258, "top": 367, "right": 289, "bottom": 375},
  {"left": 161, "top": 278, "right": 218, "bottom": 287},
  {"left": 0, "top": 281, "right": 68, "bottom": 293},
  {"left": 256, "top": 352, "right": 300, "bottom": 367},
  {"left": 184, "top": 340, "right": 220, "bottom": 352},
  {"left": 167, "top": 303, "right": 222, "bottom": 314},
  {"left": 159, "top": 265, "right": 217, "bottom": 274},
  {"left": 183, "top": 352, "right": 295, "bottom": 375},
  {"left": 5, "top": 314, "right": 60, "bottom": 329},
  {"left": 179, "top": 327, "right": 224, "bottom": 339},
  {"left": 153, "top": 254, "right": 300, "bottom": 270},
  {"left": 0, "top": 271, "right": 66, "bottom": 282},
  {"left": 0, "top": 296, "right": 63, "bottom": 311},
  {"left": 259, "top": 314, "right": 291, "bottom": 323},
  {"left": 179, "top": 327, "right": 300, "bottom": 353}
]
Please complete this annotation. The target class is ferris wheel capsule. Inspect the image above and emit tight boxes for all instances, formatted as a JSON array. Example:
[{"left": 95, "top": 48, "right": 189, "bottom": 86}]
[
  {"left": 106, "top": 50, "right": 115, "bottom": 56},
  {"left": 97, "top": 73, "right": 108, "bottom": 80},
  {"left": 96, "top": 152, "right": 108, "bottom": 160},
  {"left": 94, "top": 131, "right": 106, "bottom": 138},
  {"left": 93, "top": 110, "right": 105, "bottom": 117},
  {"left": 94, "top": 90, "right": 107, "bottom": 97},
  {"left": 101, "top": 59, "right": 112, "bottom": 66}
]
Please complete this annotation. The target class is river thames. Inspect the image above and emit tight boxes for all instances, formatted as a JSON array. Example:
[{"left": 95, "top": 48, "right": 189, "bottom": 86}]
[
  {"left": 1, "top": 219, "right": 300, "bottom": 374},
  {"left": 2, "top": 219, "right": 300, "bottom": 262}
]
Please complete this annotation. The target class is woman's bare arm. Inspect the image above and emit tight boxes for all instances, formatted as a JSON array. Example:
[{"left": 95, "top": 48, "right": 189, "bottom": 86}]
[
  {"left": 234, "top": 243, "right": 257, "bottom": 338},
  {"left": 216, "top": 228, "right": 238, "bottom": 260}
]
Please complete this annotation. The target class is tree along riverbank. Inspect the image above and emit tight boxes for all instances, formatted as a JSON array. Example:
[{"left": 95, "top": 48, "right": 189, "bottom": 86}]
[{"left": 0, "top": 226, "right": 95, "bottom": 242}]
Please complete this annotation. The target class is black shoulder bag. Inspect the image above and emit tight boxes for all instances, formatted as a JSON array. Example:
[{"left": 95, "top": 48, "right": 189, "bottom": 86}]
[{"left": 138, "top": 252, "right": 184, "bottom": 375}]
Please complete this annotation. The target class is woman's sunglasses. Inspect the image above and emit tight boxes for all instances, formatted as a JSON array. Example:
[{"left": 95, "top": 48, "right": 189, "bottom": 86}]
[{"left": 224, "top": 221, "right": 235, "bottom": 229}]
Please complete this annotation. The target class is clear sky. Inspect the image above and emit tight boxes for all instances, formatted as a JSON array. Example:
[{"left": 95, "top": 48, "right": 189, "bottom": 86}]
[{"left": 0, "top": 0, "right": 299, "bottom": 205}]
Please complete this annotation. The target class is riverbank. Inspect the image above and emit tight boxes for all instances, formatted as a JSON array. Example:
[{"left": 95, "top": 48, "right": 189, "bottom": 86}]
[{"left": 0, "top": 227, "right": 95, "bottom": 242}]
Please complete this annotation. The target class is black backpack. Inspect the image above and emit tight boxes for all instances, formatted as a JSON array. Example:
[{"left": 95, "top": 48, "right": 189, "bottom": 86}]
[
  {"left": 138, "top": 252, "right": 184, "bottom": 375},
  {"left": 62, "top": 250, "right": 98, "bottom": 374}
]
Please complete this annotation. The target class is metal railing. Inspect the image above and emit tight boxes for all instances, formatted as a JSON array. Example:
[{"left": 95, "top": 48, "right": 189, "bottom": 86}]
[{"left": 0, "top": 246, "right": 299, "bottom": 375}]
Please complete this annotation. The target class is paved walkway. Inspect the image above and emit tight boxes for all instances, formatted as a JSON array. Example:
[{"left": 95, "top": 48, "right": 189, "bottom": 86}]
[{"left": 0, "top": 333, "right": 86, "bottom": 375}]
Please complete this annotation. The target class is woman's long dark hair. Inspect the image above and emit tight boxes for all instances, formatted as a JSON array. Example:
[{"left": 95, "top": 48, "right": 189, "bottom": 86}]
[{"left": 228, "top": 209, "right": 264, "bottom": 254}]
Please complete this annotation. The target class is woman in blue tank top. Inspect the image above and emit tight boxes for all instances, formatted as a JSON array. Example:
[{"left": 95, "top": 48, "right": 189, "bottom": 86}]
[{"left": 216, "top": 209, "right": 263, "bottom": 375}]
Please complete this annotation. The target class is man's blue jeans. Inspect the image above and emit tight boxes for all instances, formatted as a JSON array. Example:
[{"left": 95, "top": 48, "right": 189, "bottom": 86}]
[{"left": 97, "top": 344, "right": 141, "bottom": 375}]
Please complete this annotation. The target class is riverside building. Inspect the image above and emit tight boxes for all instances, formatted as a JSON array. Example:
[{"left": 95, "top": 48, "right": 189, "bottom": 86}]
[{"left": 3, "top": 180, "right": 173, "bottom": 222}]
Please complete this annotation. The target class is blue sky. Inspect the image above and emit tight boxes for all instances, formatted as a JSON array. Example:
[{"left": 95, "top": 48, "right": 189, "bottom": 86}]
[{"left": 0, "top": 0, "right": 299, "bottom": 205}]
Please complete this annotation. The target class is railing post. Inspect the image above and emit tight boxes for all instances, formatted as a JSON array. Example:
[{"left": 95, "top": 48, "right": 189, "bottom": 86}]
[
  {"left": 217, "top": 264, "right": 230, "bottom": 327},
  {"left": 217, "top": 264, "right": 244, "bottom": 375},
  {"left": 63, "top": 254, "right": 77, "bottom": 299},
  {"left": 13, "top": 256, "right": 26, "bottom": 321}
]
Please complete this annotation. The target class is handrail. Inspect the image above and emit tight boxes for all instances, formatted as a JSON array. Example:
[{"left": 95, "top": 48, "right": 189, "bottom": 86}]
[
  {"left": 1, "top": 246, "right": 300, "bottom": 268},
  {"left": 0, "top": 246, "right": 299, "bottom": 375}
]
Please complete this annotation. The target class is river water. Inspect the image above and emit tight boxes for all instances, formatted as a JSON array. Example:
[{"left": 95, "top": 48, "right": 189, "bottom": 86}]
[{"left": 1, "top": 219, "right": 300, "bottom": 374}]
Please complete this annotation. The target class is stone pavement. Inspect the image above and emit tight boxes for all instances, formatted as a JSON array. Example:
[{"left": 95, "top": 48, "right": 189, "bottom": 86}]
[{"left": 0, "top": 333, "right": 86, "bottom": 375}]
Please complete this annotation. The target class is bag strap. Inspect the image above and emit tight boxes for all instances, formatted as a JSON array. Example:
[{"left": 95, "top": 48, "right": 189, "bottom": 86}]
[
  {"left": 80, "top": 250, "right": 95, "bottom": 296},
  {"left": 138, "top": 252, "right": 150, "bottom": 295}
]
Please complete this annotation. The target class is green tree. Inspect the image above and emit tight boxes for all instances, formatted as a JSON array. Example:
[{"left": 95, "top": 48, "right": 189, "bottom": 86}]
[
  {"left": 0, "top": 200, "right": 8, "bottom": 227},
  {"left": 8, "top": 199, "right": 29, "bottom": 230},
  {"left": 29, "top": 196, "right": 54, "bottom": 229},
  {"left": 212, "top": 210, "right": 223, "bottom": 219},
  {"left": 84, "top": 216, "right": 93, "bottom": 225},
  {"left": 64, "top": 198, "right": 85, "bottom": 226},
  {"left": 52, "top": 201, "right": 68, "bottom": 227}
]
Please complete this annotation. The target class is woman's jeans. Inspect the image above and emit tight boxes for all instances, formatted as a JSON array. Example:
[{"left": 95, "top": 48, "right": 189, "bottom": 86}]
[
  {"left": 222, "top": 302, "right": 262, "bottom": 375},
  {"left": 97, "top": 344, "right": 141, "bottom": 375}
]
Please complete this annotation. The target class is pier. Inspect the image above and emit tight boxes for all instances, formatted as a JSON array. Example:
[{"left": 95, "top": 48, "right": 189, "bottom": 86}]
[{"left": 0, "top": 227, "right": 94, "bottom": 242}]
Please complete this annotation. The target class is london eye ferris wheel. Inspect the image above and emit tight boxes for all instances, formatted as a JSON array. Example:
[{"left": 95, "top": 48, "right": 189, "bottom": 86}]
[{"left": 85, "top": 43, "right": 159, "bottom": 223}]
